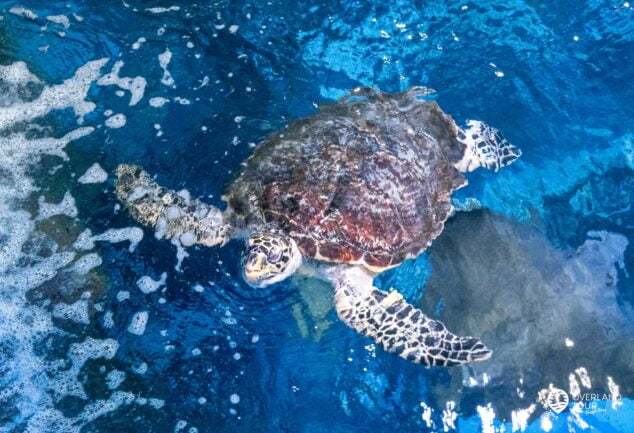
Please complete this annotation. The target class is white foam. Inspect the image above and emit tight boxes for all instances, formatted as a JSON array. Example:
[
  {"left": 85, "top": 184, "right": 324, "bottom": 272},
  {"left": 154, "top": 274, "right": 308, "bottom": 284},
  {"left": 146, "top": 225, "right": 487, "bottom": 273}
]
[
  {"left": 37, "top": 191, "right": 78, "bottom": 220},
  {"left": 197, "top": 76, "right": 209, "bottom": 89},
  {"left": 171, "top": 238, "right": 189, "bottom": 271},
  {"left": 106, "top": 369, "right": 126, "bottom": 390},
  {"left": 158, "top": 49, "right": 175, "bottom": 87},
  {"left": 78, "top": 163, "right": 108, "bottom": 184},
  {"left": 137, "top": 272, "right": 167, "bottom": 294},
  {"left": 116, "top": 291, "right": 130, "bottom": 302},
  {"left": 74, "top": 391, "right": 136, "bottom": 423},
  {"left": 173, "top": 96, "right": 190, "bottom": 105},
  {"left": 57, "top": 337, "right": 120, "bottom": 399},
  {"left": 103, "top": 310, "right": 114, "bottom": 328},
  {"left": 90, "top": 227, "right": 144, "bottom": 252},
  {"left": 222, "top": 315, "right": 237, "bottom": 325},
  {"left": 146, "top": 6, "right": 180, "bottom": 13},
  {"left": 0, "top": 59, "right": 168, "bottom": 432},
  {"left": 52, "top": 292, "right": 91, "bottom": 324},
  {"left": 132, "top": 37, "right": 146, "bottom": 50},
  {"left": 148, "top": 398, "right": 164, "bottom": 409},
  {"left": 105, "top": 113, "right": 127, "bottom": 129},
  {"left": 73, "top": 229, "right": 95, "bottom": 250},
  {"left": 72, "top": 253, "right": 103, "bottom": 275},
  {"left": 46, "top": 15, "right": 70, "bottom": 28},
  {"left": 9, "top": 6, "right": 37, "bottom": 20},
  {"left": 149, "top": 96, "right": 169, "bottom": 107},
  {"left": 132, "top": 362, "right": 148, "bottom": 375},
  {"left": 128, "top": 311, "right": 149, "bottom": 335},
  {"left": 97, "top": 61, "right": 146, "bottom": 106},
  {"left": 230, "top": 394, "right": 240, "bottom": 404},
  {"left": 0, "top": 61, "right": 40, "bottom": 85},
  {"left": 0, "top": 58, "right": 108, "bottom": 130},
  {"left": 4, "top": 251, "right": 75, "bottom": 295},
  {"left": 1, "top": 130, "right": 94, "bottom": 219}
]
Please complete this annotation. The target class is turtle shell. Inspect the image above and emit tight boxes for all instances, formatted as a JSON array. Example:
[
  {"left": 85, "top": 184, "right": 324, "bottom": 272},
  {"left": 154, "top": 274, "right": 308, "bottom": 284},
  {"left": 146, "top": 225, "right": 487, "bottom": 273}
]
[{"left": 226, "top": 88, "right": 469, "bottom": 271}]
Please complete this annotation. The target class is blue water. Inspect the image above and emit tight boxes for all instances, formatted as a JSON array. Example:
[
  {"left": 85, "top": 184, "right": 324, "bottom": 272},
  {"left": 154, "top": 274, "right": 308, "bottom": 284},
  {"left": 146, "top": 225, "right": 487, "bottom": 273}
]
[{"left": 0, "top": 0, "right": 633, "bottom": 432}]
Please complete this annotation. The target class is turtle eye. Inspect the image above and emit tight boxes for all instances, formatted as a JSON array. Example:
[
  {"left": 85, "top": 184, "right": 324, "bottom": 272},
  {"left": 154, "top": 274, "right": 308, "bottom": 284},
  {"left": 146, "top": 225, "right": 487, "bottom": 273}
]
[{"left": 267, "top": 248, "right": 282, "bottom": 263}]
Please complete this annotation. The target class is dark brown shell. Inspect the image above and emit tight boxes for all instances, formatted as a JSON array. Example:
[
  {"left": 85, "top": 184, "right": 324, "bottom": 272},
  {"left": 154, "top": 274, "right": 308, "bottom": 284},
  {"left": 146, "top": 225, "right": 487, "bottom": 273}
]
[{"left": 226, "top": 88, "right": 468, "bottom": 271}]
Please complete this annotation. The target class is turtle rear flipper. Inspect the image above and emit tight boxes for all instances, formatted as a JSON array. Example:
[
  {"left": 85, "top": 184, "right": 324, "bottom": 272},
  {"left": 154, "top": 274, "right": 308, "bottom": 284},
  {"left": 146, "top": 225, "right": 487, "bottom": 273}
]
[
  {"left": 457, "top": 120, "right": 522, "bottom": 172},
  {"left": 115, "top": 164, "right": 231, "bottom": 247},
  {"left": 325, "top": 266, "right": 492, "bottom": 367}
]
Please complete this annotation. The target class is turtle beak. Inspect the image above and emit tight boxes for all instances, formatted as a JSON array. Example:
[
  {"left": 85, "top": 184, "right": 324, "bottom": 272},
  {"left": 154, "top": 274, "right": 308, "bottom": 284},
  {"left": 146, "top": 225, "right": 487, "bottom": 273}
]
[{"left": 243, "top": 252, "right": 268, "bottom": 285}]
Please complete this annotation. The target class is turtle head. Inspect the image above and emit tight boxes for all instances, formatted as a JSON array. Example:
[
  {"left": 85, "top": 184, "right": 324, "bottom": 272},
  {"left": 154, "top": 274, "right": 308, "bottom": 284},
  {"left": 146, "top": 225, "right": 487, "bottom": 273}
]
[{"left": 242, "top": 233, "right": 302, "bottom": 288}]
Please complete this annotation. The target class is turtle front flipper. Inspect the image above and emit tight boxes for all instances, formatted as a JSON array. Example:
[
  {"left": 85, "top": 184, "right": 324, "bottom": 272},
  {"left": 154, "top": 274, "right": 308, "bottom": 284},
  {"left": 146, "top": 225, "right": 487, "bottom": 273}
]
[
  {"left": 115, "top": 164, "right": 232, "bottom": 247},
  {"left": 325, "top": 266, "right": 492, "bottom": 367},
  {"left": 455, "top": 120, "right": 522, "bottom": 172}
]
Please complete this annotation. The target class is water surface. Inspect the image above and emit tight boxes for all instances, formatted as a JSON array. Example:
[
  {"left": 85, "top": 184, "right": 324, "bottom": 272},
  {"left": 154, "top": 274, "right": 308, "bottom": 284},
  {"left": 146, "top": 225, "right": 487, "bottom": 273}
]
[{"left": 0, "top": 1, "right": 633, "bottom": 432}]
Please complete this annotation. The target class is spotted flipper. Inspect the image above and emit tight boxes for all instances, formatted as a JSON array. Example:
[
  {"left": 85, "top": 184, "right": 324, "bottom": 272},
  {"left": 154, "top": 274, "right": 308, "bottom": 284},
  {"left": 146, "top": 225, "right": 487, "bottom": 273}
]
[
  {"left": 115, "top": 164, "right": 231, "bottom": 247},
  {"left": 456, "top": 120, "right": 522, "bottom": 172},
  {"left": 325, "top": 266, "right": 492, "bottom": 367}
]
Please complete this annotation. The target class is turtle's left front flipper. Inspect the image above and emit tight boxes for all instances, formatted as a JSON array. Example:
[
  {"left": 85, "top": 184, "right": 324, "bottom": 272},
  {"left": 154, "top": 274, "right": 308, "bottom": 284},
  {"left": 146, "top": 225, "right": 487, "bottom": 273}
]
[
  {"left": 325, "top": 266, "right": 492, "bottom": 367},
  {"left": 115, "top": 164, "right": 231, "bottom": 247}
]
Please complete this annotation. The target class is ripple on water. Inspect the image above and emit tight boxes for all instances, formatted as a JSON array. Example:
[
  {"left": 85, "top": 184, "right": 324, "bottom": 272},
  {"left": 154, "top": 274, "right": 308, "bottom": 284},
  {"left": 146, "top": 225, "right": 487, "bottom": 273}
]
[{"left": 0, "top": 1, "right": 633, "bottom": 431}]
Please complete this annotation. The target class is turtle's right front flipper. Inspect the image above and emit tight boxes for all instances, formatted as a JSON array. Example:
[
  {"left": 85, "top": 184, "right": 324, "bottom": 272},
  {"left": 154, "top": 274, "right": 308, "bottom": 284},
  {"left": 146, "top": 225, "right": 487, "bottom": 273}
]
[
  {"left": 325, "top": 266, "right": 492, "bottom": 367},
  {"left": 115, "top": 164, "right": 231, "bottom": 247}
]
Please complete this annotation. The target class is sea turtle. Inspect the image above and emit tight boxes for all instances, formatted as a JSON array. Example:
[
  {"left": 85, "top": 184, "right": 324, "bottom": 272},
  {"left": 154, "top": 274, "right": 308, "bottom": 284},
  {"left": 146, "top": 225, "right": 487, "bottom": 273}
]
[{"left": 115, "top": 87, "right": 521, "bottom": 367}]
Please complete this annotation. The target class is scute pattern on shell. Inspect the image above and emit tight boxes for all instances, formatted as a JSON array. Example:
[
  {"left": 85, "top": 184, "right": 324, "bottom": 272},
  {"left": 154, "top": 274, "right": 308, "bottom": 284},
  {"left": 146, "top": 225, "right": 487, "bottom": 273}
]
[{"left": 226, "top": 87, "right": 468, "bottom": 270}]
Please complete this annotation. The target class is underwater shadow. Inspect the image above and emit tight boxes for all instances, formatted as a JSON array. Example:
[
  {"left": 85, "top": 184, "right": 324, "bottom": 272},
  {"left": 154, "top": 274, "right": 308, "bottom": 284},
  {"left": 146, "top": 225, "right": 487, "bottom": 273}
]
[{"left": 421, "top": 209, "right": 634, "bottom": 418}]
